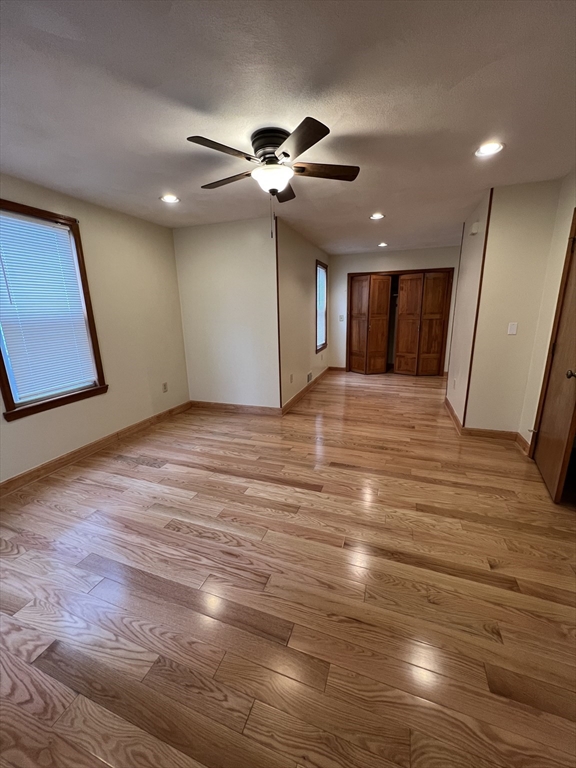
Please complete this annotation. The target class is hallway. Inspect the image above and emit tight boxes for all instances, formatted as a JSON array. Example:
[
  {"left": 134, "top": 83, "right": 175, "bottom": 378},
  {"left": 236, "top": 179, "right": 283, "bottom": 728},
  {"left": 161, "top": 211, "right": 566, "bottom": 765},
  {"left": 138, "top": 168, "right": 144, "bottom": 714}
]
[{"left": 1, "top": 372, "right": 575, "bottom": 767}]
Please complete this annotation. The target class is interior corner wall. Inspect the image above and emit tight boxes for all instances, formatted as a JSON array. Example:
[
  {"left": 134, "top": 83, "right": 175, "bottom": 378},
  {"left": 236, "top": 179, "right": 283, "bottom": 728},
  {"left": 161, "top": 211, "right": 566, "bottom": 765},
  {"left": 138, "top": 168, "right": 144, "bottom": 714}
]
[
  {"left": 0, "top": 173, "right": 189, "bottom": 482},
  {"left": 173, "top": 218, "right": 280, "bottom": 409},
  {"left": 465, "top": 179, "right": 562, "bottom": 433},
  {"left": 518, "top": 171, "right": 576, "bottom": 443},
  {"left": 446, "top": 190, "right": 492, "bottom": 424},
  {"left": 276, "top": 218, "right": 330, "bottom": 406},
  {"left": 329, "top": 247, "right": 460, "bottom": 370}
]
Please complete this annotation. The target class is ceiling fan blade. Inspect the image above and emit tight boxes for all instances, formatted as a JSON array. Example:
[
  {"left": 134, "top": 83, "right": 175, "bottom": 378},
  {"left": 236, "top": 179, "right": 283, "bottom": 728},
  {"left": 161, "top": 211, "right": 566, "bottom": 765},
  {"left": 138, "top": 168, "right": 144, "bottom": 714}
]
[
  {"left": 292, "top": 162, "right": 360, "bottom": 181},
  {"left": 201, "top": 171, "right": 253, "bottom": 190},
  {"left": 276, "top": 183, "right": 296, "bottom": 203},
  {"left": 275, "top": 117, "right": 330, "bottom": 162},
  {"left": 188, "top": 135, "right": 260, "bottom": 164}
]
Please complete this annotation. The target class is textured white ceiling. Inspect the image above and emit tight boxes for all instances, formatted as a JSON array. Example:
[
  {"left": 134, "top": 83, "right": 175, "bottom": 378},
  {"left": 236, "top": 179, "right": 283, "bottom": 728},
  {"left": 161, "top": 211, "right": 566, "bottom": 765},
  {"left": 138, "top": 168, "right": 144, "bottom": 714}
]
[{"left": 1, "top": 0, "right": 574, "bottom": 254}]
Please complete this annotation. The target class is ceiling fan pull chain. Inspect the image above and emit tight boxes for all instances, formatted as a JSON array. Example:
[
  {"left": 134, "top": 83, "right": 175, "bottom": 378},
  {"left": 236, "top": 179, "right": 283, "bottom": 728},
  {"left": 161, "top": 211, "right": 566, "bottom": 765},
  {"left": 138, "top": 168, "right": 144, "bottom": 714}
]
[
  {"left": 270, "top": 193, "right": 276, "bottom": 240},
  {"left": 269, "top": 193, "right": 274, "bottom": 238}
]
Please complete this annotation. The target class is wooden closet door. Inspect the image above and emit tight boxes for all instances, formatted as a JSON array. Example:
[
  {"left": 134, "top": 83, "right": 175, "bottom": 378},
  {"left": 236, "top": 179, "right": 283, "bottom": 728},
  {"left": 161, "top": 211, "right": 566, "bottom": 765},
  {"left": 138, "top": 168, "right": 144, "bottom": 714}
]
[
  {"left": 417, "top": 271, "right": 452, "bottom": 376},
  {"left": 395, "top": 273, "right": 423, "bottom": 375},
  {"left": 366, "top": 274, "right": 391, "bottom": 374},
  {"left": 348, "top": 275, "right": 370, "bottom": 373}
]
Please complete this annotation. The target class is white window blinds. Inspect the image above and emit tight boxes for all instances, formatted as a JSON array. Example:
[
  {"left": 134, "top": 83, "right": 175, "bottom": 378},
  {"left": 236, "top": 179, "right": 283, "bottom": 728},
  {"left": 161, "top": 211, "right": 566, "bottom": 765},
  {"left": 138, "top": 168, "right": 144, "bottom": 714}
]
[
  {"left": 0, "top": 210, "right": 98, "bottom": 405},
  {"left": 316, "top": 262, "right": 327, "bottom": 349}
]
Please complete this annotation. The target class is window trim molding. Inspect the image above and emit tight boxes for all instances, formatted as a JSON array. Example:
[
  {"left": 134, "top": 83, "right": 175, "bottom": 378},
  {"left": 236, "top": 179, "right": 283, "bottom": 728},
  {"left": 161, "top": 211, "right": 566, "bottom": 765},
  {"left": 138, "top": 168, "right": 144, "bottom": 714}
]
[
  {"left": 316, "top": 259, "right": 328, "bottom": 353},
  {"left": 0, "top": 198, "right": 108, "bottom": 421}
]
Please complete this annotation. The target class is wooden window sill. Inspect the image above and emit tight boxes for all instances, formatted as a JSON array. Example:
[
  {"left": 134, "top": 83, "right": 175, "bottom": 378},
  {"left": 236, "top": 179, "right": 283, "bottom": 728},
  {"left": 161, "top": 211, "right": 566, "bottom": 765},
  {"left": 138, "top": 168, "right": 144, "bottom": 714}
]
[{"left": 3, "top": 384, "right": 109, "bottom": 421}]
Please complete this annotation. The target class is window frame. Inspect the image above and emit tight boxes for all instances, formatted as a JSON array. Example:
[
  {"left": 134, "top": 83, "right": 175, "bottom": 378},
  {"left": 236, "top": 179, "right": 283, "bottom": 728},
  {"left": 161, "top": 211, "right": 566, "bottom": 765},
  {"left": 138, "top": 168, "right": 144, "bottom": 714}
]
[
  {"left": 315, "top": 259, "right": 328, "bottom": 354},
  {"left": 0, "top": 198, "right": 107, "bottom": 421}
]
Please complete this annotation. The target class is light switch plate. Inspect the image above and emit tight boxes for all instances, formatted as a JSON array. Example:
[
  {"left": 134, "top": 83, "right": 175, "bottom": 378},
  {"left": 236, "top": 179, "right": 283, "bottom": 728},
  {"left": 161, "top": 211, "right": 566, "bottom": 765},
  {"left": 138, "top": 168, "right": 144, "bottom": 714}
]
[
  {"left": 507, "top": 322, "right": 518, "bottom": 335},
  {"left": 339, "top": 315, "right": 344, "bottom": 322}
]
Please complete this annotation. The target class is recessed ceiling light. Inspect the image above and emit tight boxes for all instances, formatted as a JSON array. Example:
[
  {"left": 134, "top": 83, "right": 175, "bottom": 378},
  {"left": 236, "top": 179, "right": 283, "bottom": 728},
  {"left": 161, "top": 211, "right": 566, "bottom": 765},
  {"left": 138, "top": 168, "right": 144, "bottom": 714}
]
[
  {"left": 378, "top": 242, "right": 388, "bottom": 247},
  {"left": 370, "top": 213, "right": 385, "bottom": 220},
  {"left": 160, "top": 194, "right": 180, "bottom": 203},
  {"left": 475, "top": 142, "right": 504, "bottom": 157}
]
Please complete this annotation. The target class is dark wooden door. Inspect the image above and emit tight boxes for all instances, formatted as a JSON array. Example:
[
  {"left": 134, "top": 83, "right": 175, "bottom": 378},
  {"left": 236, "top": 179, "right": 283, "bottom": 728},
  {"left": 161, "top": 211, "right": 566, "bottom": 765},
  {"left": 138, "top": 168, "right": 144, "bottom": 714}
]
[
  {"left": 534, "top": 215, "right": 576, "bottom": 502},
  {"left": 366, "top": 275, "right": 391, "bottom": 374},
  {"left": 348, "top": 275, "right": 370, "bottom": 373},
  {"left": 395, "top": 273, "right": 423, "bottom": 375},
  {"left": 418, "top": 271, "right": 452, "bottom": 376}
]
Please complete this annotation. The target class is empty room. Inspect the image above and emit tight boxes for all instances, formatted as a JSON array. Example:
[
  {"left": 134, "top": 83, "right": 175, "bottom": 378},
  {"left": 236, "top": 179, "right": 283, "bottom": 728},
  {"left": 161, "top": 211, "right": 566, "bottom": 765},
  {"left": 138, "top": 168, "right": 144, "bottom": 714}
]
[{"left": 0, "top": 1, "right": 575, "bottom": 767}]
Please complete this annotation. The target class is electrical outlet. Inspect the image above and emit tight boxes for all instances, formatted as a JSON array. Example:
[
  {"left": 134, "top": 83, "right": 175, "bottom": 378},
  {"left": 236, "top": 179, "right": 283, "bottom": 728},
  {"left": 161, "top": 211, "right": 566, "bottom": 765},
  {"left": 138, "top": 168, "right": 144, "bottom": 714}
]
[
  {"left": 162, "top": 382, "right": 168, "bottom": 393},
  {"left": 307, "top": 372, "right": 313, "bottom": 383},
  {"left": 339, "top": 315, "right": 344, "bottom": 322},
  {"left": 290, "top": 373, "right": 293, "bottom": 384},
  {"left": 507, "top": 322, "right": 518, "bottom": 335}
]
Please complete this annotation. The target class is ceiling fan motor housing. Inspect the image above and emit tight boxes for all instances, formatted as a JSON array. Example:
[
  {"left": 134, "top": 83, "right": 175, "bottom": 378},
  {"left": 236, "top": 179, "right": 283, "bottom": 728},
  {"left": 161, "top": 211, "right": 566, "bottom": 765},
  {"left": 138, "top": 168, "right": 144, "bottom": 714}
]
[{"left": 251, "top": 127, "right": 290, "bottom": 163}]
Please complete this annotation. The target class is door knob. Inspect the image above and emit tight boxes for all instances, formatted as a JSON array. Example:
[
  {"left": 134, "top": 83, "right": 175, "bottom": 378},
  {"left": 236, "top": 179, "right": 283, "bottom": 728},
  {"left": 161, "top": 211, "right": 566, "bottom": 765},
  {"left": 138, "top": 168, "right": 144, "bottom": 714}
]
[{"left": 567, "top": 370, "right": 575, "bottom": 379}]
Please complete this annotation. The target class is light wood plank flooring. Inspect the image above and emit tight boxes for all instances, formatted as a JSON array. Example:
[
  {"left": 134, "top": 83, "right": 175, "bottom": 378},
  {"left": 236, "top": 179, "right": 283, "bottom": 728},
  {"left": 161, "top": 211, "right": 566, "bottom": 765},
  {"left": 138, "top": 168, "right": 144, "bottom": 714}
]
[{"left": 1, "top": 372, "right": 575, "bottom": 768}]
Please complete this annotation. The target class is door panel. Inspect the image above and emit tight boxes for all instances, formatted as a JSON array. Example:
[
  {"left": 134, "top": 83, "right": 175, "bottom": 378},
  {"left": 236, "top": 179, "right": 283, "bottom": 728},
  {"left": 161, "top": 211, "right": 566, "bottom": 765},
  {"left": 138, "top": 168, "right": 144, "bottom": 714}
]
[
  {"left": 534, "top": 224, "right": 576, "bottom": 502},
  {"left": 348, "top": 275, "right": 370, "bottom": 373},
  {"left": 366, "top": 275, "right": 391, "bottom": 374},
  {"left": 418, "top": 271, "right": 451, "bottom": 376},
  {"left": 395, "top": 273, "right": 423, "bottom": 375}
]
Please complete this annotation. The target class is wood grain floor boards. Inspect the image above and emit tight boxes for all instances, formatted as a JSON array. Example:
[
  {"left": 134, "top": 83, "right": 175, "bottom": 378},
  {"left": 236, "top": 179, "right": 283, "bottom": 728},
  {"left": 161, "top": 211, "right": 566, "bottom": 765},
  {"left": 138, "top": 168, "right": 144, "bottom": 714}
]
[
  {"left": 243, "top": 699, "right": 404, "bottom": 768},
  {"left": 215, "top": 653, "right": 410, "bottom": 764},
  {"left": 326, "top": 665, "right": 574, "bottom": 768},
  {"left": 0, "top": 700, "right": 110, "bottom": 767},
  {"left": 0, "top": 538, "right": 25, "bottom": 559},
  {"left": 53, "top": 695, "right": 209, "bottom": 768},
  {"left": 89, "top": 576, "right": 330, "bottom": 690},
  {"left": 0, "top": 647, "right": 75, "bottom": 725},
  {"left": 1, "top": 551, "right": 103, "bottom": 594},
  {"left": 0, "top": 589, "right": 30, "bottom": 617},
  {"left": 142, "top": 654, "right": 253, "bottom": 732},
  {"left": 33, "top": 641, "right": 296, "bottom": 768},
  {"left": 1, "top": 372, "right": 574, "bottom": 767},
  {"left": 287, "top": 625, "right": 575, "bottom": 753},
  {"left": 516, "top": 578, "right": 576, "bottom": 607},
  {"left": 11, "top": 581, "right": 226, "bottom": 677},
  {"left": 486, "top": 663, "right": 576, "bottom": 721},
  {"left": 409, "top": 731, "right": 501, "bottom": 768},
  {"left": 266, "top": 575, "right": 575, "bottom": 680},
  {"left": 14, "top": 599, "right": 158, "bottom": 678},
  {"left": 0, "top": 613, "right": 54, "bottom": 664},
  {"left": 205, "top": 576, "right": 490, "bottom": 689},
  {"left": 79, "top": 552, "right": 289, "bottom": 642}
]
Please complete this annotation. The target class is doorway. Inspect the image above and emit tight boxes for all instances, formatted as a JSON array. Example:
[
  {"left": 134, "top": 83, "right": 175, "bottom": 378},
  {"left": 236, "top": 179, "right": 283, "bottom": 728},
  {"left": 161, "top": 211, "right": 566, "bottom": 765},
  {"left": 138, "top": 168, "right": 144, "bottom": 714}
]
[
  {"left": 346, "top": 268, "right": 453, "bottom": 376},
  {"left": 531, "top": 209, "right": 576, "bottom": 503}
]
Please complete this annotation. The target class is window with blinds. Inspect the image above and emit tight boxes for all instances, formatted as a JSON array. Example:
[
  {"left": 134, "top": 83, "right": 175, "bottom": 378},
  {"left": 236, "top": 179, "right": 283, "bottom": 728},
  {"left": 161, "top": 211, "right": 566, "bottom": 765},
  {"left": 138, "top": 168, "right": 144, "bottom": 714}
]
[
  {"left": 0, "top": 201, "right": 106, "bottom": 420},
  {"left": 316, "top": 260, "right": 328, "bottom": 352}
]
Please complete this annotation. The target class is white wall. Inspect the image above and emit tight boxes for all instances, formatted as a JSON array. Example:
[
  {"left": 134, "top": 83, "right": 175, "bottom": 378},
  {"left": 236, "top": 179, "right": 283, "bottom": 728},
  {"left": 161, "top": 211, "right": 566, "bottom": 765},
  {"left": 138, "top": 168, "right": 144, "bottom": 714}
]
[
  {"left": 446, "top": 191, "right": 492, "bottom": 423},
  {"left": 518, "top": 171, "right": 576, "bottom": 442},
  {"left": 0, "top": 174, "right": 189, "bottom": 482},
  {"left": 466, "top": 179, "right": 561, "bottom": 432},
  {"left": 329, "top": 247, "right": 460, "bottom": 369},
  {"left": 174, "top": 218, "right": 280, "bottom": 409},
  {"left": 276, "top": 219, "right": 330, "bottom": 406}
]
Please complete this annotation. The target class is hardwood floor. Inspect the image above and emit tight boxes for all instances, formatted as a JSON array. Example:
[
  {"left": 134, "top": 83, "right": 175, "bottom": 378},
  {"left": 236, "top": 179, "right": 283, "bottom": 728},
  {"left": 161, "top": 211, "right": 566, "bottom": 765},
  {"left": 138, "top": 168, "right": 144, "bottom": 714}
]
[{"left": 1, "top": 371, "right": 575, "bottom": 768}]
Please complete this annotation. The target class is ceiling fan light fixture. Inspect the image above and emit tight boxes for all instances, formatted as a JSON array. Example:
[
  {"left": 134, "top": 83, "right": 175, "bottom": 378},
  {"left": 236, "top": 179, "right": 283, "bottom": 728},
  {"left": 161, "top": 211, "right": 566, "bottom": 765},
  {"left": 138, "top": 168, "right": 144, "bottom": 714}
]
[
  {"left": 251, "top": 163, "right": 294, "bottom": 193},
  {"left": 160, "top": 194, "right": 180, "bottom": 203}
]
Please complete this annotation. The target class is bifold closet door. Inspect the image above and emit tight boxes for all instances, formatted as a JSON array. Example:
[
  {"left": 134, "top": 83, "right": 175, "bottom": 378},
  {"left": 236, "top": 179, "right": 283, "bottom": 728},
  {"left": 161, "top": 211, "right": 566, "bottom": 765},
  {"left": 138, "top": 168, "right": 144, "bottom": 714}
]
[
  {"left": 349, "top": 275, "right": 370, "bottom": 373},
  {"left": 418, "top": 271, "right": 452, "bottom": 376},
  {"left": 395, "top": 273, "right": 424, "bottom": 374},
  {"left": 366, "top": 274, "right": 391, "bottom": 374}
]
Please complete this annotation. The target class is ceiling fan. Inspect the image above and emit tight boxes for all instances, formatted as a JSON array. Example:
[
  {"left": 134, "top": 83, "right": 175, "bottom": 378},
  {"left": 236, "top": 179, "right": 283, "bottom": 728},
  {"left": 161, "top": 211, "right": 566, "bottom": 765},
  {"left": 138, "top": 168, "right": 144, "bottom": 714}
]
[{"left": 187, "top": 117, "right": 360, "bottom": 203}]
